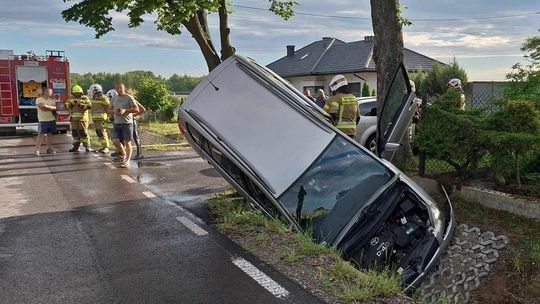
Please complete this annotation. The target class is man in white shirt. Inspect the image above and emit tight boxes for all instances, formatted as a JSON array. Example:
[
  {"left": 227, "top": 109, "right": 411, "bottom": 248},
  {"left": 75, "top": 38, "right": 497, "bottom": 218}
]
[{"left": 35, "top": 87, "right": 57, "bottom": 156}]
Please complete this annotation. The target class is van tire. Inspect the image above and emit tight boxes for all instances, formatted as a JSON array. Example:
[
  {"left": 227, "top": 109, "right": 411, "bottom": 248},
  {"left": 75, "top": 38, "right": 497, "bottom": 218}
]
[
  {"left": 365, "top": 133, "right": 377, "bottom": 153},
  {"left": 0, "top": 127, "right": 16, "bottom": 136}
]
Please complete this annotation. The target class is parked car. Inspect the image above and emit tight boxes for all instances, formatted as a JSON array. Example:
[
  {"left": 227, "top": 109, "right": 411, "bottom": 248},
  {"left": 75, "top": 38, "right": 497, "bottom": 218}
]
[
  {"left": 356, "top": 97, "right": 378, "bottom": 152},
  {"left": 179, "top": 55, "right": 454, "bottom": 289}
]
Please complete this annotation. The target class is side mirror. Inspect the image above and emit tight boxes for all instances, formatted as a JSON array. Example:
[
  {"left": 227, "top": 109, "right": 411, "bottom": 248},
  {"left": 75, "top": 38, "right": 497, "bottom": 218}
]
[{"left": 384, "top": 142, "right": 400, "bottom": 151}]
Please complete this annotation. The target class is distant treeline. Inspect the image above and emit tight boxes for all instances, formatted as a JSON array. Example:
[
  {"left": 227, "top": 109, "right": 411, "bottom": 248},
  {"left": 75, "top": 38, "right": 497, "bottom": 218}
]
[{"left": 70, "top": 71, "right": 202, "bottom": 93}]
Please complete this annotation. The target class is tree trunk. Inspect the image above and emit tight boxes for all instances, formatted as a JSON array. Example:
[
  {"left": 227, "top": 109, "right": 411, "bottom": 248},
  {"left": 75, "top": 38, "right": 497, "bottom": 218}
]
[
  {"left": 370, "top": 0, "right": 412, "bottom": 165},
  {"left": 218, "top": 0, "right": 236, "bottom": 60},
  {"left": 182, "top": 13, "right": 221, "bottom": 72}
]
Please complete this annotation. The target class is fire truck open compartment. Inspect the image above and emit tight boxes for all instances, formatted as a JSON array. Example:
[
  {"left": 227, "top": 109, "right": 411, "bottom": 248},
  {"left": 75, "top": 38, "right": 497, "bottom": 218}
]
[{"left": 0, "top": 50, "right": 70, "bottom": 135}]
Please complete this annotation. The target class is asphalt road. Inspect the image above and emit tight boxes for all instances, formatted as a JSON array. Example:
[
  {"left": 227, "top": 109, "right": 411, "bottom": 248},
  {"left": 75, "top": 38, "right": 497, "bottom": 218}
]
[{"left": 0, "top": 132, "right": 322, "bottom": 304}]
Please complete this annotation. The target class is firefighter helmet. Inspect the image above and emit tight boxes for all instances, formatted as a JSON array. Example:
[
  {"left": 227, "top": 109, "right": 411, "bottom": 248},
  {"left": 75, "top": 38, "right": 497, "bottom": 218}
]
[
  {"left": 329, "top": 75, "right": 348, "bottom": 92},
  {"left": 72, "top": 85, "right": 83, "bottom": 94},
  {"left": 106, "top": 89, "right": 118, "bottom": 99},
  {"left": 447, "top": 78, "right": 462, "bottom": 89},
  {"left": 90, "top": 84, "right": 103, "bottom": 94}
]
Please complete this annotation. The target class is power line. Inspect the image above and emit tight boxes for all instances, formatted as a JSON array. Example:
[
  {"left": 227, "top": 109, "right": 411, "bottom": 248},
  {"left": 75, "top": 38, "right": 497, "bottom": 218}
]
[{"left": 231, "top": 4, "right": 540, "bottom": 22}]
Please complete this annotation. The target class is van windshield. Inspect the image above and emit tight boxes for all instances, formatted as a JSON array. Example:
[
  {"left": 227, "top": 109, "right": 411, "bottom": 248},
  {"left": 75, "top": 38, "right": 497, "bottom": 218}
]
[{"left": 279, "top": 136, "right": 394, "bottom": 243}]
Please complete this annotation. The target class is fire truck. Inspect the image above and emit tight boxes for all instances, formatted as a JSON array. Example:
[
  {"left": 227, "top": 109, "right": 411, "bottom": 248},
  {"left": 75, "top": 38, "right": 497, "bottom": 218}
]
[{"left": 0, "top": 50, "right": 71, "bottom": 135}]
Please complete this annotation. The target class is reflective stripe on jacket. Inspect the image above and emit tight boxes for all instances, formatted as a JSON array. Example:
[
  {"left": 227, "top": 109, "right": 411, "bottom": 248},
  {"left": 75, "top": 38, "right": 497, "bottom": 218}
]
[
  {"left": 336, "top": 94, "right": 358, "bottom": 136},
  {"left": 91, "top": 95, "right": 110, "bottom": 120},
  {"left": 66, "top": 96, "right": 91, "bottom": 121}
]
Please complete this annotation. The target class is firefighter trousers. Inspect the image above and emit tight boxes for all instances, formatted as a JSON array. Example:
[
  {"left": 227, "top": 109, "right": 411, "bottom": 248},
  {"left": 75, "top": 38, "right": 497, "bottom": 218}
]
[
  {"left": 71, "top": 120, "right": 90, "bottom": 147},
  {"left": 92, "top": 120, "right": 109, "bottom": 150}
]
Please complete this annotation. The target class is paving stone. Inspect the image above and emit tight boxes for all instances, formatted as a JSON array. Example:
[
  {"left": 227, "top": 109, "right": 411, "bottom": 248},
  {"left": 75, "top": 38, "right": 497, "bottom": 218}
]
[{"left": 420, "top": 224, "right": 509, "bottom": 303}]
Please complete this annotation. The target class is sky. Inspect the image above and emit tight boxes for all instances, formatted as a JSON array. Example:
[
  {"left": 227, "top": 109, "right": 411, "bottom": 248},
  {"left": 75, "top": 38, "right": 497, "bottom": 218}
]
[{"left": 0, "top": 0, "right": 538, "bottom": 81}]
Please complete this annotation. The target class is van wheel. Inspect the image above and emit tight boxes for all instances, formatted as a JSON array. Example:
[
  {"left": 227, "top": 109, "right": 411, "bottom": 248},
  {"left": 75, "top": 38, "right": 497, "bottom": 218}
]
[
  {"left": 0, "top": 127, "right": 16, "bottom": 136},
  {"left": 365, "top": 134, "right": 377, "bottom": 153}
]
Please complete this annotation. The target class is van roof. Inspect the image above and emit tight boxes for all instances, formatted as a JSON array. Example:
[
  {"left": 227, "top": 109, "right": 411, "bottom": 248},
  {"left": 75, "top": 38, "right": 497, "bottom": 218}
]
[{"left": 183, "top": 56, "right": 335, "bottom": 197}]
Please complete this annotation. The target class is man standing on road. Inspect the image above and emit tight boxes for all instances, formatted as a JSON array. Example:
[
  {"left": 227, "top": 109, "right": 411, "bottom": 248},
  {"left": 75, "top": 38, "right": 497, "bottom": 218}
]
[
  {"left": 109, "top": 83, "right": 139, "bottom": 168},
  {"left": 89, "top": 84, "right": 110, "bottom": 154},
  {"left": 35, "top": 87, "right": 57, "bottom": 156},
  {"left": 66, "top": 85, "right": 92, "bottom": 152}
]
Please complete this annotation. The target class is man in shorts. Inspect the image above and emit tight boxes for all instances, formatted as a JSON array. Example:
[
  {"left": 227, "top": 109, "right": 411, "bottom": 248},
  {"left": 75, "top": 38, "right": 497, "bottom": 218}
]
[
  {"left": 35, "top": 87, "right": 57, "bottom": 156},
  {"left": 109, "top": 83, "right": 139, "bottom": 168}
]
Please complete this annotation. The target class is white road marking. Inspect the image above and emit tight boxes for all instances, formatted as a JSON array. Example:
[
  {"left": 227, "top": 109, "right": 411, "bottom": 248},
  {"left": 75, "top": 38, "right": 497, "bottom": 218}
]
[
  {"left": 104, "top": 162, "right": 116, "bottom": 169},
  {"left": 93, "top": 153, "right": 100, "bottom": 157},
  {"left": 142, "top": 191, "right": 156, "bottom": 198},
  {"left": 231, "top": 257, "right": 289, "bottom": 298},
  {"left": 176, "top": 216, "right": 208, "bottom": 236},
  {"left": 121, "top": 175, "right": 136, "bottom": 183}
]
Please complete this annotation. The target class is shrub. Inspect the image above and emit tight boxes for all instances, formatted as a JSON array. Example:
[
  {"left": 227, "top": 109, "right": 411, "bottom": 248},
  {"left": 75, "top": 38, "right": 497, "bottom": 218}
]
[
  {"left": 418, "top": 58, "right": 468, "bottom": 97},
  {"left": 484, "top": 100, "right": 540, "bottom": 186},
  {"left": 362, "top": 82, "right": 371, "bottom": 97},
  {"left": 417, "top": 89, "right": 487, "bottom": 177}
]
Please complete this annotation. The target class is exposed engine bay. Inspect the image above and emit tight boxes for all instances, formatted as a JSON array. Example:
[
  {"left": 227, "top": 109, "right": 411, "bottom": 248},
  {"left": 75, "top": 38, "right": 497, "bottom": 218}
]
[{"left": 339, "top": 181, "right": 439, "bottom": 285}]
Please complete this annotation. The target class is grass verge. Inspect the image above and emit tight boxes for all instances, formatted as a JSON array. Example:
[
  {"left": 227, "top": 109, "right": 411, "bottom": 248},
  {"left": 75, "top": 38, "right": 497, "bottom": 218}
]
[
  {"left": 208, "top": 191, "right": 406, "bottom": 304},
  {"left": 138, "top": 121, "right": 182, "bottom": 141}
]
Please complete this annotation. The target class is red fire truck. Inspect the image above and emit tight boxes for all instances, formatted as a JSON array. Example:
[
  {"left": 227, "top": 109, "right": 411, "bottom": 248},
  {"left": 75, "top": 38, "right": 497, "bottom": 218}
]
[{"left": 0, "top": 50, "right": 71, "bottom": 135}]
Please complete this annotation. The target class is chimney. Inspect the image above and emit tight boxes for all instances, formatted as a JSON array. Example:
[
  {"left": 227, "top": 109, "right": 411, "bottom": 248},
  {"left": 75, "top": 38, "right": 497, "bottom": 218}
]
[
  {"left": 286, "top": 45, "right": 295, "bottom": 57},
  {"left": 364, "top": 35, "right": 374, "bottom": 42}
]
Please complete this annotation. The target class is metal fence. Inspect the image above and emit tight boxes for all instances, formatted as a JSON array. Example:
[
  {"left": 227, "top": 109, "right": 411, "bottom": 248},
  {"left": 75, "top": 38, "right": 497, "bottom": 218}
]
[{"left": 415, "top": 83, "right": 540, "bottom": 187}]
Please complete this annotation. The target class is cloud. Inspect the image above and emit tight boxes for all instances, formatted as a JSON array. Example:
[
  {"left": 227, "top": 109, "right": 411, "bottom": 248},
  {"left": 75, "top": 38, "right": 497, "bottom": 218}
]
[
  {"left": 30, "top": 28, "right": 84, "bottom": 36},
  {"left": 404, "top": 32, "right": 513, "bottom": 49}
]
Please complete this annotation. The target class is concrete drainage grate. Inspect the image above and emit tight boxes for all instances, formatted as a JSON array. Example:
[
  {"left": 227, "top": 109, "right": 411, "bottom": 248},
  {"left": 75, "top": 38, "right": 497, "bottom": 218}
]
[{"left": 420, "top": 224, "right": 509, "bottom": 303}]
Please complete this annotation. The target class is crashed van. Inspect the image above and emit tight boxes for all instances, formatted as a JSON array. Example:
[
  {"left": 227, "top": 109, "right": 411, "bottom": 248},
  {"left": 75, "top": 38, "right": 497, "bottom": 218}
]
[{"left": 179, "top": 56, "right": 454, "bottom": 288}]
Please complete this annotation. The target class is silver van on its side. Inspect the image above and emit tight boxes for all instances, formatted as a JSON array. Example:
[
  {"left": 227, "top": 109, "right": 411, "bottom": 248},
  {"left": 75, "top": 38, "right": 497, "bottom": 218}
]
[{"left": 179, "top": 55, "right": 454, "bottom": 288}]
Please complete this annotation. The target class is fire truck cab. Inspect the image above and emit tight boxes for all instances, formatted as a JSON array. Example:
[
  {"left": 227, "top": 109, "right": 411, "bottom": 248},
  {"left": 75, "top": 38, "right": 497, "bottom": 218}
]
[{"left": 0, "top": 50, "right": 71, "bottom": 135}]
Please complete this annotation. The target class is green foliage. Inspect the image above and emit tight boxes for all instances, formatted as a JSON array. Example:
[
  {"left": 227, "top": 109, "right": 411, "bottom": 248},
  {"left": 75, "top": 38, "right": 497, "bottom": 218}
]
[
  {"left": 135, "top": 78, "right": 172, "bottom": 112},
  {"left": 61, "top": 0, "right": 297, "bottom": 37},
  {"left": 361, "top": 82, "right": 371, "bottom": 97},
  {"left": 417, "top": 90, "right": 486, "bottom": 176},
  {"left": 504, "top": 34, "right": 540, "bottom": 108},
  {"left": 71, "top": 71, "right": 201, "bottom": 97},
  {"left": 483, "top": 100, "right": 540, "bottom": 186},
  {"left": 417, "top": 58, "right": 468, "bottom": 97},
  {"left": 168, "top": 74, "right": 202, "bottom": 92},
  {"left": 371, "top": 89, "right": 376, "bottom": 96}
]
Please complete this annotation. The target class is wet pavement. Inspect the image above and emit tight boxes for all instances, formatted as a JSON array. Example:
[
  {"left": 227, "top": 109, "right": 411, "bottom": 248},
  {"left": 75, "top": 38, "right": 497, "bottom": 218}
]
[{"left": 0, "top": 132, "right": 322, "bottom": 304}]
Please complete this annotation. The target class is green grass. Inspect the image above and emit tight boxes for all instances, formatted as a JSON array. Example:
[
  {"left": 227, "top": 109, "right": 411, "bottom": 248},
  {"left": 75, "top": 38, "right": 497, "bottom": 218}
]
[
  {"left": 208, "top": 190, "right": 403, "bottom": 303},
  {"left": 139, "top": 121, "right": 182, "bottom": 141},
  {"left": 531, "top": 240, "right": 540, "bottom": 264},
  {"left": 511, "top": 249, "right": 525, "bottom": 273}
]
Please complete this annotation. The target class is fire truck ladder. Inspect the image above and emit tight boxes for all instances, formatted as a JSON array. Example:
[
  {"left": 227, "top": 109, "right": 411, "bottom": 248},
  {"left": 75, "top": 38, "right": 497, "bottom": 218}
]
[{"left": 0, "top": 59, "right": 13, "bottom": 116}]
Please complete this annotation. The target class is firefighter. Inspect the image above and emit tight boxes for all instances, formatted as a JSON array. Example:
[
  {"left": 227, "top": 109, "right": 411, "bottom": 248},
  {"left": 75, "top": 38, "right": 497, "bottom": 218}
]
[
  {"left": 66, "top": 85, "right": 92, "bottom": 152},
  {"left": 89, "top": 84, "right": 110, "bottom": 153},
  {"left": 325, "top": 75, "right": 358, "bottom": 138},
  {"left": 447, "top": 78, "right": 466, "bottom": 110}
]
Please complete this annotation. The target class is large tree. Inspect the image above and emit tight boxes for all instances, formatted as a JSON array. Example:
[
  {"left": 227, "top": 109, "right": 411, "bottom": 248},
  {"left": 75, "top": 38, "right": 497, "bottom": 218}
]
[{"left": 61, "top": 0, "right": 297, "bottom": 72}]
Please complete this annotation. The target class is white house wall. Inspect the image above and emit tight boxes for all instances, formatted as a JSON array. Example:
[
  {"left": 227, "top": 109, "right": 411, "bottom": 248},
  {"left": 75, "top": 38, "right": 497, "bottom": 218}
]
[{"left": 286, "top": 73, "right": 378, "bottom": 96}]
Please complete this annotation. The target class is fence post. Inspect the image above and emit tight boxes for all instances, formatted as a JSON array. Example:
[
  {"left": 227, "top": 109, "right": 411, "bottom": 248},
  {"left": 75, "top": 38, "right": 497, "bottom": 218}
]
[{"left": 418, "top": 94, "right": 428, "bottom": 177}]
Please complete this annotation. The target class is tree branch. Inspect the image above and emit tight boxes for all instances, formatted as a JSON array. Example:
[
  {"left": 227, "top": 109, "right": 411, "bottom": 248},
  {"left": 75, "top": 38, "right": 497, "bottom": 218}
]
[
  {"left": 182, "top": 13, "right": 221, "bottom": 72},
  {"left": 218, "top": 0, "right": 236, "bottom": 60}
]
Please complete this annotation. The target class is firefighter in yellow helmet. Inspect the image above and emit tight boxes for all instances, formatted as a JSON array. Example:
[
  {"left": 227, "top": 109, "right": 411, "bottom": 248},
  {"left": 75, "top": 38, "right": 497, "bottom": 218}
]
[
  {"left": 324, "top": 75, "right": 358, "bottom": 138},
  {"left": 66, "top": 85, "right": 92, "bottom": 152},
  {"left": 89, "top": 84, "right": 110, "bottom": 153}
]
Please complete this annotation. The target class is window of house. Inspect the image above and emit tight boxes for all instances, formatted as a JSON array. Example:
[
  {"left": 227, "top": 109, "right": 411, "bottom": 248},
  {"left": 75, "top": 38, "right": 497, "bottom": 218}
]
[{"left": 349, "top": 82, "right": 361, "bottom": 97}]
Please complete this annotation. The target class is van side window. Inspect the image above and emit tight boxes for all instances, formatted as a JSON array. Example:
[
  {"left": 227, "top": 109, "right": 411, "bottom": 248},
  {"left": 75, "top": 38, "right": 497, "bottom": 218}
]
[
  {"left": 209, "top": 143, "right": 281, "bottom": 217},
  {"left": 186, "top": 124, "right": 282, "bottom": 218}
]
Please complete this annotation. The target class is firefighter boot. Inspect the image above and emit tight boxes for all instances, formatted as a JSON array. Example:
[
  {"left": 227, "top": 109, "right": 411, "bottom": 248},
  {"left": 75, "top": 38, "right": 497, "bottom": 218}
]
[
  {"left": 69, "top": 143, "right": 80, "bottom": 152},
  {"left": 83, "top": 144, "right": 94, "bottom": 153}
]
